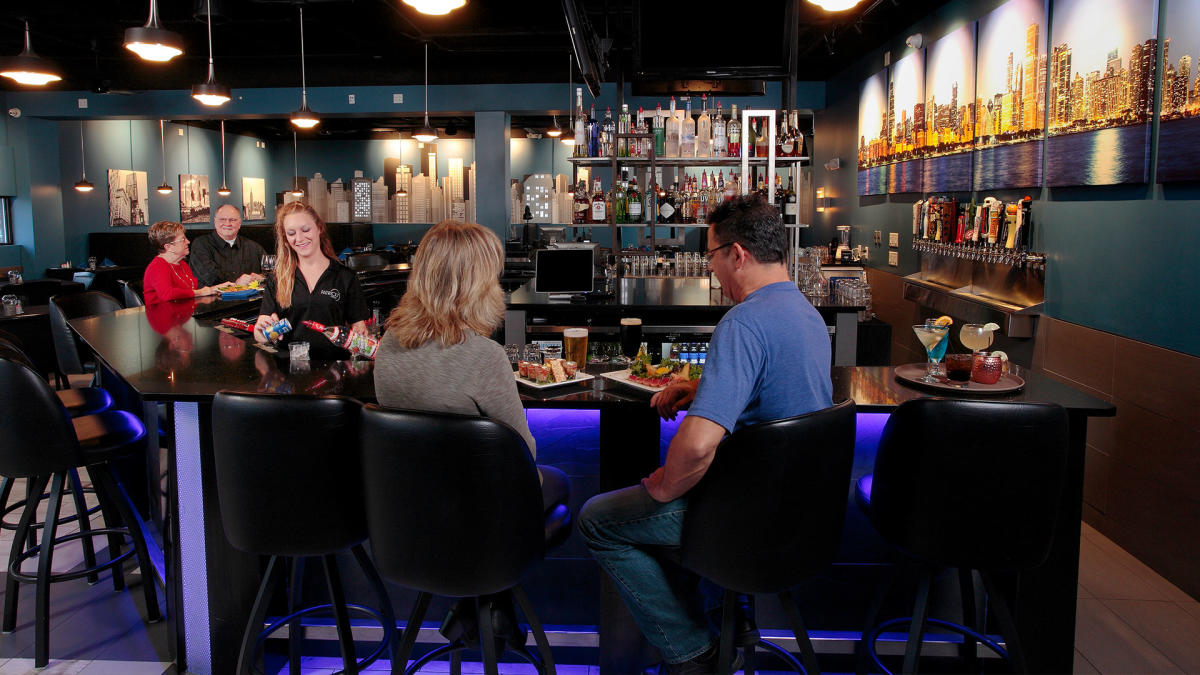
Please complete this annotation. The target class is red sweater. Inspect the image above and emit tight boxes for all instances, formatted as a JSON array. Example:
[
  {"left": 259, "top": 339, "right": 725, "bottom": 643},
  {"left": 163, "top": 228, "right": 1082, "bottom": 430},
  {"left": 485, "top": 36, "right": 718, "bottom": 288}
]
[{"left": 143, "top": 256, "right": 197, "bottom": 305}]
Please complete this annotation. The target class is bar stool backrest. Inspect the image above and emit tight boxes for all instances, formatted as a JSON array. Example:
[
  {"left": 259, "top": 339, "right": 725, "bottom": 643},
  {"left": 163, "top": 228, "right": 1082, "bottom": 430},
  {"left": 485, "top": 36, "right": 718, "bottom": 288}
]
[
  {"left": 118, "top": 279, "right": 144, "bottom": 308},
  {"left": 0, "top": 355, "right": 81, "bottom": 478},
  {"left": 360, "top": 405, "right": 544, "bottom": 597},
  {"left": 869, "top": 398, "right": 1069, "bottom": 572},
  {"left": 680, "top": 399, "right": 858, "bottom": 594},
  {"left": 212, "top": 392, "right": 366, "bottom": 557},
  {"left": 48, "top": 291, "right": 122, "bottom": 375}
]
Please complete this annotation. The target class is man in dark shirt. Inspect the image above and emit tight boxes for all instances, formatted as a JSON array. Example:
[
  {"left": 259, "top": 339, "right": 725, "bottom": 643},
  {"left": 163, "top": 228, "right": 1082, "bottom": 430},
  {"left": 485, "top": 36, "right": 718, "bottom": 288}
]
[{"left": 189, "top": 204, "right": 267, "bottom": 287}]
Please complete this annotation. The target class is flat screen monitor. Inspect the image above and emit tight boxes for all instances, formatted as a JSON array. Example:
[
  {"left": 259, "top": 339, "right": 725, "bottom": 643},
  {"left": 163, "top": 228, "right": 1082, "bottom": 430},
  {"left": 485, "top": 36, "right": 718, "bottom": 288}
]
[{"left": 534, "top": 248, "right": 594, "bottom": 294}]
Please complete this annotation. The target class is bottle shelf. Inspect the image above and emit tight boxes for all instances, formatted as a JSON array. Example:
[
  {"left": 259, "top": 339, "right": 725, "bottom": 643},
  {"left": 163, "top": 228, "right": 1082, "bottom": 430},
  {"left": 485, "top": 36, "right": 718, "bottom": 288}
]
[{"left": 566, "top": 156, "right": 810, "bottom": 167}]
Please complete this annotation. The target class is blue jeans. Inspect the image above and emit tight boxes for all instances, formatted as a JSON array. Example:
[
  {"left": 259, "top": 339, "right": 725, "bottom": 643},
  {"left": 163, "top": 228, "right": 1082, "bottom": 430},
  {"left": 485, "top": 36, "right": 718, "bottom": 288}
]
[{"left": 578, "top": 485, "right": 714, "bottom": 664}]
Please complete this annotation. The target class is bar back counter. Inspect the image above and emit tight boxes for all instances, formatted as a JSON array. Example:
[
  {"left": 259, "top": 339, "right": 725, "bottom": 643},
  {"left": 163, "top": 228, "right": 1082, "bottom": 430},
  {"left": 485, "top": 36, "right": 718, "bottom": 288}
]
[{"left": 69, "top": 299, "right": 1112, "bottom": 674}]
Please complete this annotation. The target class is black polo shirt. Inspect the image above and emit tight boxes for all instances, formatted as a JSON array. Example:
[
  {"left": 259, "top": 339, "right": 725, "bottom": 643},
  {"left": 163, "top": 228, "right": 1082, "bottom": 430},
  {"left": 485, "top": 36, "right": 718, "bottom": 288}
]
[
  {"left": 189, "top": 232, "right": 267, "bottom": 287},
  {"left": 261, "top": 259, "right": 370, "bottom": 353}
]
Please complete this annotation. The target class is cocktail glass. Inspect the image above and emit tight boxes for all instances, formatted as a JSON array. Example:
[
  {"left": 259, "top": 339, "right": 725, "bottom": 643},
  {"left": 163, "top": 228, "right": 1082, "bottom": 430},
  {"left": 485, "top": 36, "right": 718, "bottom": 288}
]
[
  {"left": 912, "top": 324, "right": 950, "bottom": 383},
  {"left": 960, "top": 323, "right": 995, "bottom": 353}
]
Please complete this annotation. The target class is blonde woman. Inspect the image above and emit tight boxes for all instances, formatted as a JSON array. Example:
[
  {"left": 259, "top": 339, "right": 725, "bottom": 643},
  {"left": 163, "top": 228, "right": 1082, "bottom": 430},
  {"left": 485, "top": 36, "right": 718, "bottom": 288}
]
[
  {"left": 253, "top": 202, "right": 368, "bottom": 348},
  {"left": 373, "top": 219, "right": 568, "bottom": 651},
  {"left": 143, "top": 221, "right": 223, "bottom": 304}
]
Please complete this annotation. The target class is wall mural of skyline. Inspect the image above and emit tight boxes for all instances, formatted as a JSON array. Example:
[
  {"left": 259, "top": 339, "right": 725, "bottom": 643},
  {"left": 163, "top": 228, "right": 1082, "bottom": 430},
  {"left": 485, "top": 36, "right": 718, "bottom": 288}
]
[
  {"left": 886, "top": 49, "right": 926, "bottom": 194},
  {"left": 857, "top": 68, "right": 890, "bottom": 196},
  {"left": 922, "top": 23, "right": 977, "bottom": 193},
  {"left": 1156, "top": 0, "right": 1200, "bottom": 182}
]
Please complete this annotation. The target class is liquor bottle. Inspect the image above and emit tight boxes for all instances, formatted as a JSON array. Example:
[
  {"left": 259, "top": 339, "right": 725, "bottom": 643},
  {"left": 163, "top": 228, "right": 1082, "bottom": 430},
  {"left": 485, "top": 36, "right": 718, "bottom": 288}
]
[
  {"left": 627, "top": 178, "right": 643, "bottom": 223},
  {"left": 635, "top": 107, "right": 646, "bottom": 158},
  {"left": 617, "top": 104, "right": 630, "bottom": 157},
  {"left": 696, "top": 94, "right": 712, "bottom": 158},
  {"left": 755, "top": 119, "right": 770, "bottom": 158},
  {"left": 665, "top": 97, "right": 681, "bottom": 158},
  {"left": 587, "top": 104, "right": 599, "bottom": 157},
  {"left": 573, "top": 181, "right": 590, "bottom": 224},
  {"left": 658, "top": 183, "right": 678, "bottom": 223},
  {"left": 779, "top": 112, "right": 795, "bottom": 157},
  {"left": 696, "top": 172, "right": 710, "bottom": 223},
  {"left": 792, "top": 110, "right": 805, "bottom": 157},
  {"left": 681, "top": 98, "right": 696, "bottom": 158},
  {"left": 302, "top": 320, "right": 379, "bottom": 359},
  {"left": 783, "top": 176, "right": 797, "bottom": 225},
  {"left": 712, "top": 101, "right": 727, "bottom": 158},
  {"left": 653, "top": 103, "right": 666, "bottom": 157},
  {"left": 573, "top": 88, "right": 586, "bottom": 157},
  {"left": 601, "top": 107, "right": 615, "bottom": 157},
  {"left": 591, "top": 179, "right": 607, "bottom": 224},
  {"left": 728, "top": 104, "right": 741, "bottom": 158},
  {"left": 613, "top": 180, "right": 628, "bottom": 224}
]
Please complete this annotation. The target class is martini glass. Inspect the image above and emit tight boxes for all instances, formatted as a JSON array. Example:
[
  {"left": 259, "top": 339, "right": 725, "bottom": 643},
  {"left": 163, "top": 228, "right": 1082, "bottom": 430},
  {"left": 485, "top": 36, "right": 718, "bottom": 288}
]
[{"left": 912, "top": 324, "right": 950, "bottom": 383}]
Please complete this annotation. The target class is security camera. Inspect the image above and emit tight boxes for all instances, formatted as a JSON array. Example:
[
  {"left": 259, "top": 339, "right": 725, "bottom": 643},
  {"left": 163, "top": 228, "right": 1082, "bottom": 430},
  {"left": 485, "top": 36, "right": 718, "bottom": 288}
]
[
  {"left": 7, "top": 108, "right": 20, "bottom": 118},
  {"left": 905, "top": 34, "right": 923, "bottom": 50}
]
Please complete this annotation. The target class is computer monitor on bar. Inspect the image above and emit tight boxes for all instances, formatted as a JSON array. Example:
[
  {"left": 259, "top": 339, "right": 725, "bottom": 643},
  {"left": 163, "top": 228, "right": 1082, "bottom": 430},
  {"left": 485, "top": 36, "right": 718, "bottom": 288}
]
[{"left": 534, "top": 248, "right": 594, "bottom": 295}]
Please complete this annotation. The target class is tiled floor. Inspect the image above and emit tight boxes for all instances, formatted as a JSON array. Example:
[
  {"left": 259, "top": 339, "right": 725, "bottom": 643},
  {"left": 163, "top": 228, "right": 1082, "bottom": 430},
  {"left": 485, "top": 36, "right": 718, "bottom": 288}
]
[{"left": 0, "top": 479, "right": 1196, "bottom": 674}]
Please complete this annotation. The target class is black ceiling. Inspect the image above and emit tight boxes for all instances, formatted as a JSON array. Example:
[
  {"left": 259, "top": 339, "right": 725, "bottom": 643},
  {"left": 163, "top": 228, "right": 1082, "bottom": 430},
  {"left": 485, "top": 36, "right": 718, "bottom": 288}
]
[{"left": 1, "top": 0, "right": 951, "bottom": 136}]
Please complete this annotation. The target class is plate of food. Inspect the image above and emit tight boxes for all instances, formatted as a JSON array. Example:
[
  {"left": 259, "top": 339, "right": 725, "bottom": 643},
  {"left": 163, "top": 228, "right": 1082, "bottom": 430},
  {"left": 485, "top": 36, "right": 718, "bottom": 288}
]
[
  {"left": 600, "top": 354, "right": 702, "bottom": 393},
  {"left": 218, "top": 281, "right": 264, "bottom": 299},
  {"left": 515, "top": 358, "right": 595, "bottom": 390}
]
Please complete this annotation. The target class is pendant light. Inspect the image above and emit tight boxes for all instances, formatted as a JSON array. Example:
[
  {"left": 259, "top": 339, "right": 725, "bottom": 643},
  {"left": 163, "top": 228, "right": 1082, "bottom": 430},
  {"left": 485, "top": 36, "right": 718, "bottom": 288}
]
[
  {"left": 806, "top": 0, "right": 864, "bottom": 11},
  {"left": 125, "top": 0, "right": 184, "bottom": 62},
  {"left": 414, "top": 43, "right": 438, "bottom": 143},
  {"left": 0, "top": 22, "right": 62, "bottom": 86},
  {"left": 561, "top": 53, "right": 575, "bottom": 147},
  {"left": 156, "top": 120, "right": 173, "bottom": 195},
  {"left": 192, "top": 0, "right": 230, "bottom": 106},
  {"left": 217, "top": 121, "right": 232, "bottom": 196},
  {"left": 290, "top": 6, "right": 319, "bottom": 129},
  {"left": 74, "top": 122, "right": 94, "bottom": 193},
  {"left": 402, "top": 0, "right": 467, "bottom": 16},
  {"left": 291, "top": 132, "right": 305, "bottom": 197}
]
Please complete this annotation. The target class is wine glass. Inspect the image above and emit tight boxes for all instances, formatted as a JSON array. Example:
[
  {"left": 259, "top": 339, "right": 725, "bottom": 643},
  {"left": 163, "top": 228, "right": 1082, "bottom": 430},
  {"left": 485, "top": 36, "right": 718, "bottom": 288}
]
[
  {"left": 912, "top": 324, "right": 950, "bottom": 383},
  {"left": 260, "top": 254, "right": 277, "bottom": 273}
]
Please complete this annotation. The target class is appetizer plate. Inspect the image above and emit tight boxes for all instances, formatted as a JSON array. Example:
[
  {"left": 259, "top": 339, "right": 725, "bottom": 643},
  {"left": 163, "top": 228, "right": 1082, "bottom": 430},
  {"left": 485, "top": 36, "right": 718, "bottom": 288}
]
[
  {"left": 599, "top": 369, "right": 672, "bottom": 393},
  {"left": 514, "top": 371, "right": 595, "bottom": 390},
  {"left": 219, "top": 288, "right": 262, "bottom": 300}
]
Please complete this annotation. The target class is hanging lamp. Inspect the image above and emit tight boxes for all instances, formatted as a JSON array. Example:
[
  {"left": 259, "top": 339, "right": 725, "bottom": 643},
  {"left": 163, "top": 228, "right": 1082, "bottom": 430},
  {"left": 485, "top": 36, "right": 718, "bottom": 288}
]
[
  {"left": 290, "top": 6, "right": 319, "bottom": 129},
  {"left": 74, "top": 122, "right": 94, "bottom": 193},
  {"left": 217, "top": 120, "right": 232, "bottom": 196},
  {"left": 0, "top": 22, "right": 62, "bottom": 86},
  {"left": 561, "top": 53, "right": 575, "bottom": 147},
  {"left": 192, "top": 0, "right": 230, "bottom": 106},
  {"left": 125, "top": 0, "right": 184, "bottom": 62},
  {"left": 156, "top": 120, "right": 173, "bottom": 195},
  {"left": 291, "top": 132, "right": 305, "bottom": 197},
  {"left": 414, "top": 43, "right": 438, "bottom": 143},
  {"left": 402, "top": 0, "right": 467, "bottom": 16},
  {"left": 806, "top": 0, "right": 864, "bottom": 11}
]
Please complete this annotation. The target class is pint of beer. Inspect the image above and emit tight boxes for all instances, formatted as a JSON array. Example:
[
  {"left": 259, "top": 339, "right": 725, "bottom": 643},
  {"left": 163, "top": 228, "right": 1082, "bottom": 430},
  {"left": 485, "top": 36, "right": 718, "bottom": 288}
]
[
  {"left": 619, "top": 317, "right": 643, "bottom": 358},
  {"left": 563, "top": 328, "right": 588, "bottom": 366}
]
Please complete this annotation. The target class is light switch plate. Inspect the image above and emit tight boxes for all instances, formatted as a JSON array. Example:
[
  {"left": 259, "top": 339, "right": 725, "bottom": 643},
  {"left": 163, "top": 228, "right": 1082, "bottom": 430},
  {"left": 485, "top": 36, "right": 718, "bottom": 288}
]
[
  {"left": 348, "top": 94, "right": 356, "bottom": 104},
  {"left": 77, "top": 98, "right": 88, "bottom": 109},
  {"left": 888, "top": 251, "right": 899, "bottom": 266},
  {"left": 393, "top": 93, "right": 403, "bottom": 104},
  {"left": 889, "top": 232, "right": 900, "bottom": 247}
]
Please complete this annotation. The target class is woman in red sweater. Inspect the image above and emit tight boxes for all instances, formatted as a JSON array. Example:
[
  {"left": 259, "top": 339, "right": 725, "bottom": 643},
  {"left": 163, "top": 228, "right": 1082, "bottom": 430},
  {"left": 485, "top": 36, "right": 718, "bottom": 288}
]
[{"left": 143, "top": 221, "right": 222, "bottom": 304}]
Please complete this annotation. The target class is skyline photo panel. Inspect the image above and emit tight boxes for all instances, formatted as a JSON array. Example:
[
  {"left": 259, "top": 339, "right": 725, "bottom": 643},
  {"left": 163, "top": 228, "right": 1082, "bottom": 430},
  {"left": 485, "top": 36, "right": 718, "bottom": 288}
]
[
  {"left": 1044, "top": 0, "right": 1158, "bottom": 186},
  {"left": 973, "top": 0, "right": 1048, "bottom": 191},
  {"left": 887, "top": 49, "right": 926, "bottom": 194},
  {"left": 922, "top": 22, "right": 977, "bottom": 193},
  {"left": 1155, "top": 0, "right": 1200, "bottom": 182},
  {"left": 857, "top": 68, "right": 890, "bottom": 196}
]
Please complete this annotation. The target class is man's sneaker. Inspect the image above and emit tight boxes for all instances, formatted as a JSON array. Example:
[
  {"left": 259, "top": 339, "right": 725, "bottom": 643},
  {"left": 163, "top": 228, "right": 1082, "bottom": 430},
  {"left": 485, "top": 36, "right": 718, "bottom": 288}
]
[{"left": 659, "top": 644, "right": 745, "bottom": 674}]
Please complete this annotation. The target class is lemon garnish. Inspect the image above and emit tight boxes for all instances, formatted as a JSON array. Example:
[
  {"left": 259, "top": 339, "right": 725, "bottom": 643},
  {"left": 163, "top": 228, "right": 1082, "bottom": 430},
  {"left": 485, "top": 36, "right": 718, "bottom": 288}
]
[
  {"left": 990, "top": 350, "right": 1008, "bottom": 361},
  {"left": 932, "top": 315, "right": 953, "bottom": 327},
  {"left": 982, "top": 322, "right": 1000, "bottom": 332}
]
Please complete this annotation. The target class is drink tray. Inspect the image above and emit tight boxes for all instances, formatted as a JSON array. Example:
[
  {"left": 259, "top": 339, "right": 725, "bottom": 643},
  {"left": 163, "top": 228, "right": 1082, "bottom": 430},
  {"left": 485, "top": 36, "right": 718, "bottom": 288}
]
[{"left": 894, "top": 363, "right": 1025, "bottom": 394}]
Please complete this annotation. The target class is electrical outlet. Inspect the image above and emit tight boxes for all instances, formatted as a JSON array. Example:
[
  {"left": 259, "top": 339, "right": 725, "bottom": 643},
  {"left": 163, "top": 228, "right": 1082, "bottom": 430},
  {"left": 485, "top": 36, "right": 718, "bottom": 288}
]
[
  {"left": 77, "top": 98, "right": 88, "bottom": 109},
  {"left": 393, "top": 93, "right": 403, "bottom": 104},
  {"left": 873, "top": 230, "right": 882, "bottom": 246},
  {"left": 889, "top": 232, "right": 899, "bottom": 247},
  {"left": 888, "top": 251, "right": 899, "bottom": 266},
  {"left": 348, "top": 94, "right": 356, "bottom": 104}
]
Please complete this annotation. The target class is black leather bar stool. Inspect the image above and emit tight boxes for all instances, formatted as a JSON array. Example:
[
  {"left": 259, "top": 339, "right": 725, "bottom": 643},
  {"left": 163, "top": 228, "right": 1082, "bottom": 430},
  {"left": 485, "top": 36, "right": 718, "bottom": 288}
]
[
  {"left": 117, "top": 279, "right": 144, "bottom": 308},
  {"left": 675, "top": 400, "right": 857, "bottom": 675},
  {"left": 212, "top": 391, "right": 397, "bottom": 675},
  {"left": 360, "top": 405, "right": 568, "bottom": 675},
  {"left": 0, "top": 353, "right": 161, "bottom": 668},
  {"left": 855, "top": 398, "right": 1069, "bottom": 675},
  {"left": 48, "top": 291, "right": 122, "bottom": 379}
]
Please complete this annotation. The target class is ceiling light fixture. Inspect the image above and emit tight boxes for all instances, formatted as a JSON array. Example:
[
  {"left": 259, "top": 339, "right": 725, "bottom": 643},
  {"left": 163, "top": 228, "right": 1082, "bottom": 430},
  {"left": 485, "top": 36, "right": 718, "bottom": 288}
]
[
  {"left": 125, "top": 0, "right": 184, "bottom": 62},
  {"left": 561, "top": 53, "right": 575, "bottom": 147},
  {"left": 74, "top": 122, "right": 94, "bottom": 193},
  {"left": 156, "top": 120, "right": 173, "bottom": 195},
  {"left": 291, "top": 132, "right": 305, "bottom": 197},
  {"left": 414, "top": 43, "right": 438, "bottom": 143},
  {"left": 217, "top": 120, "right": 231, "bottom": 196},
  {"left": 402, "top": 0, "right": 467, "bottom": 16},
  {"left": 290, "top": 5, "right": 319, "bottom": 129},
  {"left": 1, "top": 21, "right": 62, "bottom": 86},
  {"left": 547, "top": 116, "right": 563, "bottom": 137},
  {"left": 806, "top": 0, "right": 864, "bottom": 11},
  {"left": 192, "top": 0, "right": 230, "bottom": 106}
]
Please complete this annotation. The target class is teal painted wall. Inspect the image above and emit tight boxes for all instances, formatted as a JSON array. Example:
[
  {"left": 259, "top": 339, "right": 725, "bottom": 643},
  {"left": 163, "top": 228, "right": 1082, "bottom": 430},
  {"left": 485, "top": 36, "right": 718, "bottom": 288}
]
[{"left": 812, "top": 0, "right": 1200, "bottom": 357}]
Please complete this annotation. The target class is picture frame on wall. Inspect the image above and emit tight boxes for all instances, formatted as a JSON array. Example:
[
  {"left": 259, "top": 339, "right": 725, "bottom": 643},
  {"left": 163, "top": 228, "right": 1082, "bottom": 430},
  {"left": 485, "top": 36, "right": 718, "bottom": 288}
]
[
  {"left": 857, "top": 68, "right": 890, "bottom": 196},
  {"left": 887, "top": 49, "right": 926, "bottom": 194},
  {"left": 921, "top": 23, "right": 977, "bottom": 193},
  {"left": 179, "top": 174, "right": 210, "bottom": 224},
  {"left": 107, "top": 169, "right": 148, "bottom": 228},
  {"left": 1156, "top": 0, "right": 1200, "bottom": 182},
  {"left": 1044, "top": 0, "right": 1158, "bottom": 186},
  {"left": 242, "top": 177, "right": 266, "bottom": 221}
]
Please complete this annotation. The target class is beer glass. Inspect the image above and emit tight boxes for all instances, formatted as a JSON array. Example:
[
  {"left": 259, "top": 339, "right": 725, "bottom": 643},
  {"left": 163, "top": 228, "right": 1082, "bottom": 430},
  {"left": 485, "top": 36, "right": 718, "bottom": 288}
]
[
  {"left": 563, "top": 328, "right": 588, "bottom": 367},
  {"left": 620, "top": 317, "right": 643, "bottom": 358}
]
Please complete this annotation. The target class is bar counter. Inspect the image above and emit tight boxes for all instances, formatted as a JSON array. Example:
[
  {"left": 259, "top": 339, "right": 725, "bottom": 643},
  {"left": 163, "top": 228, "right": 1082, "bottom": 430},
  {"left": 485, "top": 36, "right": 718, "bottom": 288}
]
[{"left": 69, "top": 300, "right": 1112, "bottom": 674}]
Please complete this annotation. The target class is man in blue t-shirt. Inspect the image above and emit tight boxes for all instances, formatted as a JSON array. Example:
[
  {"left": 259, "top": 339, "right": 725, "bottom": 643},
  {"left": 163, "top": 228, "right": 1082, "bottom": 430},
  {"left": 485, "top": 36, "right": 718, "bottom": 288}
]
[{"left": 579, "top": 195, "right": 832, "bottom": 674}]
